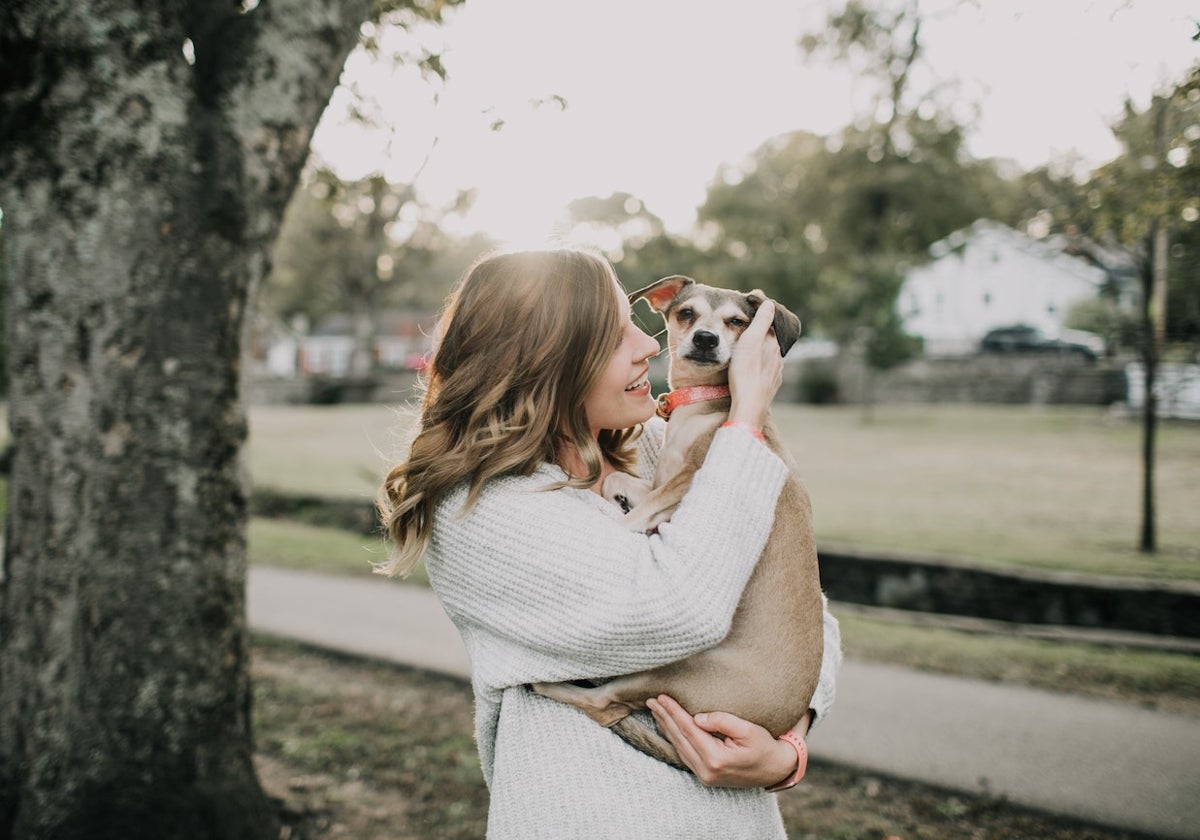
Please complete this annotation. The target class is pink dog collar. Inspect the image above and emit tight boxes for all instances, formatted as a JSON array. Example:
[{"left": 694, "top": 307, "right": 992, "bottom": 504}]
[
  {"left": 656, "top": 385, "right": 731, "bottom": 419},
  {"left": 765, "top": 730, "right": 808, "bottom": 792}
]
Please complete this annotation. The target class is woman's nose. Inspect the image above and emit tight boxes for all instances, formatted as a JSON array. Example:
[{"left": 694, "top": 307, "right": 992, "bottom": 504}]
[{"left": 640, "top": 330, "right": 660, "bottom": 358}]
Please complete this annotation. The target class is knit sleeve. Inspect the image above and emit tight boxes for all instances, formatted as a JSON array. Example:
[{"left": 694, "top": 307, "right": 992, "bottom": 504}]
[
  {"left": 807, "top": 594, "right": 842, "bottom": 732},
  {"left": 426, "top": 426, "right": 787, "bottom": 685}
]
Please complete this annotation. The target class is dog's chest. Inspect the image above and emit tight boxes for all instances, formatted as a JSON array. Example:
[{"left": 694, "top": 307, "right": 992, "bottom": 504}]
[{"left": 654, "top": 411, "right": 724, "bottom": 484}]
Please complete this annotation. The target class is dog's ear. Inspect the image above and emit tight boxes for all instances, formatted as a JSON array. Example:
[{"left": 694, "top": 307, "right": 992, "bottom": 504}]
[
  {"left": 629, "top": 275, "right": 693, "bottom": 313},
  {"left": 746, "top": 290, "right": 802, "bottom": 356}
]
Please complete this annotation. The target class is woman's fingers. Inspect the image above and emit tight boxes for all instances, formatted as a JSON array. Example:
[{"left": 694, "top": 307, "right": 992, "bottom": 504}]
[
  {"left": 647, "top": 695, "right": 801, "bottom": 788},
  {"left": 728, "top": 299, "right": 784, "bottom": 428},
  {"left": 690, "top": 710, "right": 756, "bottom": 740},
  {"left": 744, "top": 299, "right": 776, "bottom": 341},
  {"left": 647, "top": 695, "right": 707, "bottom": 773}
]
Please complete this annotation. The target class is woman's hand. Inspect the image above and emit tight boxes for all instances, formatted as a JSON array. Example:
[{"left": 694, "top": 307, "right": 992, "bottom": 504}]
[
  {"left": 727, "top": 300, "right": 784, "bottom": 430},
  {"left": 647, "top": 694, "right": 801, "bottom": 789}
]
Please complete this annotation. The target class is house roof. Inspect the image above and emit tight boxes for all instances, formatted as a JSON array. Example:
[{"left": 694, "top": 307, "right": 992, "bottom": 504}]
[
  {"left": 924, "top": 219, "right": 1106, "bottom": 288},
  {"left": 1044, "top": 229, "right": 1141, "bottom": 285}
]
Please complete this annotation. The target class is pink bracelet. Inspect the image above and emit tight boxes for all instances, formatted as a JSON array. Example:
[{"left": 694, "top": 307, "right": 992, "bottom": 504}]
[
  {"left": 720, "top": 420, "right": 765, "bottom": 442},
  {"left": 764, "top": 730, "right": 808, "bottom": 792}
]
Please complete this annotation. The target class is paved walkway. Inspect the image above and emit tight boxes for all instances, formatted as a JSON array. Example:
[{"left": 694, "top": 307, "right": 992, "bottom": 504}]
[{"left": 248, "top": 566, "right": 1200, "bottom": 840}]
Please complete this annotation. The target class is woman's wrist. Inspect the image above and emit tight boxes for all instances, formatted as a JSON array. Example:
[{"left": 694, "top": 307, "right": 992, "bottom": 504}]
[
  {"left": 764, "top": 730, "right": 808, "bottom": 792},
  {"left": 721, "top": 419, "right": 764, "bottom": 441},
  {"left": 726, "top": 396, "right": 770, "bottom": 427},
  {"left": 769, "top": 735, "right": 799, "bottom": 780}
]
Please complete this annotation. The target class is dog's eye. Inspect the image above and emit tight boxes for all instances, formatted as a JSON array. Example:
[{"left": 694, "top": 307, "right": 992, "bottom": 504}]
[
  {"left": 676, "top": 308, "right": 694, "bottom": 321},
  {"left": 728, "top": 317, "right": 748, "bottom": 328}
]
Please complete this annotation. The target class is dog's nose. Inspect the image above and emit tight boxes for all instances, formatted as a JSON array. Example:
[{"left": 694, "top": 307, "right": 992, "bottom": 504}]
[{"left": 693, "top": 331, "right": 719, "bottom": 351}]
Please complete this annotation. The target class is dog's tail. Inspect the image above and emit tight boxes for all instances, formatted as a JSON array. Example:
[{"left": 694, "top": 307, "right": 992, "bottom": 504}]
[{"left": 611, "top": 716, "right": 687, "bottom": 770}]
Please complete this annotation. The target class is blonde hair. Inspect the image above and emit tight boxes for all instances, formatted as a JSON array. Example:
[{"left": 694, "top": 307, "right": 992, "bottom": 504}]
[{"left": 376, "top": 249, "right": 642, "bottom": 577}]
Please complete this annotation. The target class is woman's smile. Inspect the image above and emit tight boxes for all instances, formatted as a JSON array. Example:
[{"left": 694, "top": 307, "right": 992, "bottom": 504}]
[{"left": 625, "top": 374, "right": 651, "bottom": 395}]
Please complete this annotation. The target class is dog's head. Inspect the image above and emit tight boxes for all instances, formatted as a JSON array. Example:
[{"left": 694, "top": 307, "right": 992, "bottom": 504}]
[{"left": 629, "top": 275, "right": 801, "bottom": 386}]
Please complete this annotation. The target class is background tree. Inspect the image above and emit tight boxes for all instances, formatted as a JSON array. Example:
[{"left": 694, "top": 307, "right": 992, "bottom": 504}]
[
  {"left": 0, "top": 1, "right": 460, "bottom": 836},
  {"left": 682, "top": 1, "right": 1002, "bottom": 345},
  {"left": 559, "top": 192, "right": 708, "bottom": 295},
  {"left": 697, "top": 132, "right": 830, "bottom": 315},
  {"left": 693, "top": 121, "right": 1005, "bottom": 347},
  {"left": 1084, "top": 64, "right": 1200, "bottom": 553},
  {"left": 267, "top": 169, "right": 478, "bottom": 374},
  {"left": 0, "top": 232, "right": 6, "bottom": 397},
  {"left": 261, "top": 45, "right": 566, "bottom": 366}
]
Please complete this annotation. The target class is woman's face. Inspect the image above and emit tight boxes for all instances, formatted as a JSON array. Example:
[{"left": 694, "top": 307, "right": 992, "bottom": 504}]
[{"left": 582, "top": 281, "right": 661, "bottom": 434}]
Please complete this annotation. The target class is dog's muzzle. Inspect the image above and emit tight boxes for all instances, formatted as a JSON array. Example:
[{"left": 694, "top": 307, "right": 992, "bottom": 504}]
[
  {"left": 684, "top": 330, "right": 724, "bottom": 364},
  {"left": 692, "top": 331, "right": 719, "bottom": 351}
]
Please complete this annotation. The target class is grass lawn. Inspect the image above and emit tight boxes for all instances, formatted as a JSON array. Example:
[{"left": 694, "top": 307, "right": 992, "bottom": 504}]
[
  {"left": 247, "top": 401, "right": 1200, "bottom": 581},
  {"left": 248, "top": 517, "right": 429, "bottom": 586}
]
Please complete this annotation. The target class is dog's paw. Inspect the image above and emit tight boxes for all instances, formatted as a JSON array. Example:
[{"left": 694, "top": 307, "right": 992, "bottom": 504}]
[
  {"left": 625, "top": 507, "right": 670, "bottom": 534},
  {"left": 603, "top": 473, "right": 652, "bottom": 513}
]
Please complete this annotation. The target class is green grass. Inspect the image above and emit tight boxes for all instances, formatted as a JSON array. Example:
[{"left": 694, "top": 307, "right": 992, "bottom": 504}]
[
  {"left": 246, "top": 403, "right": 416, "bottom": 501},
  {"left": 772, "top": 403, "right": 1200, "bottom": 580},
  {"left": 247, "top": 516, "right": 430, "bottom": 585},
  {"left": 251, "top": 638, "right": 488, "bottom": 839},
  {"left": 836, "top": 611, "right": 1200, "bottom": 714},
  {"left": 247, "top": 402, "right": 1200, "bottom": 581},
  {"left": 7, "top": 400, "right": 1190, "bottom": 581}
]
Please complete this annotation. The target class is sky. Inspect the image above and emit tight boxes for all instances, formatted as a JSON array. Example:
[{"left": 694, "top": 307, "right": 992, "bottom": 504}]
[{"left": 310, "top": 0, "right": 1199, "bottom": 247}]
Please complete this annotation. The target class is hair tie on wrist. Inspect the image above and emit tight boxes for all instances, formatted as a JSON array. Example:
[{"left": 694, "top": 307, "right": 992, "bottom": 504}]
[
  {"left": 765, "top": 730, "right": 807, "bottom": 792},
  {"left": 721, "top": 420, "right": 765, "bottom": 442}
]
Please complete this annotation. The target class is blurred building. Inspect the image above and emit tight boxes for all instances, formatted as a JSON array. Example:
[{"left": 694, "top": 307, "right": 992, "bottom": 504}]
[
  {"left": 898, "top": 220, "right": 1118, "bottom": 356},
  {"left": 252, "top": 311, "right": 436, "bottom": 380}
]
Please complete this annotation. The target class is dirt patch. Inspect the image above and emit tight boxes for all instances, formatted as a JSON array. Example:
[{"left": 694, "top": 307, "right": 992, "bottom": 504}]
[{"left": 251, "top": 638, "right": 1158, "bottom": 840}]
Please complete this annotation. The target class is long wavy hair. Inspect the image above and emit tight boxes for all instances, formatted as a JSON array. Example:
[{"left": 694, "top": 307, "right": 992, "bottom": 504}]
[{"left": 376, "top": 249, "right": 643, "bottom": 577}]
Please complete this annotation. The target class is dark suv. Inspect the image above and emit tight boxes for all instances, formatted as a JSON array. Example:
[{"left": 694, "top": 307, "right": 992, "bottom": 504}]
[{"left": 979, "top": 325, "right": 1098, "bottom": 360}]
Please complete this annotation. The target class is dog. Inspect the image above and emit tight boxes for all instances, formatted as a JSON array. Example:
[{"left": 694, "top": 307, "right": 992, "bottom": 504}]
[{"left": 532, "top": 275, "right": 825, "bottom": 770}]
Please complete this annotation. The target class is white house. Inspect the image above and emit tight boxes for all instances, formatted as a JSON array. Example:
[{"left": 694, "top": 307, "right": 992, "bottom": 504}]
[{"left": 898, "top": 219, "right": 1109, "bottom": 356}]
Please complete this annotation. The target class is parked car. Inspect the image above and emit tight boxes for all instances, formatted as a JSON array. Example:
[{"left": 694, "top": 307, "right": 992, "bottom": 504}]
[{"left": 979, "top": 325, "right": 1099, "bottom": 360}]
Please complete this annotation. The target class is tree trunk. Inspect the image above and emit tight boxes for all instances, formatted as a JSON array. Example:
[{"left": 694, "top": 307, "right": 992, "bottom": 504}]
[
  {"left": 0, "top": 1, "right": 370, "bottom": 836},
  {"left": 1139, "top": 231, "right": 1158, "bottom": 554}
]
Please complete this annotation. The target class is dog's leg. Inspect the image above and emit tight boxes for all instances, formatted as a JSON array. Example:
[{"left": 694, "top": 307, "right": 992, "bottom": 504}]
[
  {"left": 621, "top": 469, "right": 694, "bottom": 532},
  {"left": 529, "top": 681, "right": 640, "bottom": 727},
  {"left": 610, "top": 717, "right": 686, "bottom": 769},
  {"left": 602, "top": 472, "right": 653, "bottom": 515},
  {"left": 531, "top": 682, "right": 688, "bottom": 768}
]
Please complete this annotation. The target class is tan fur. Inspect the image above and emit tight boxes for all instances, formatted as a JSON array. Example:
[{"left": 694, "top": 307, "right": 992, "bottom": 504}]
[{"left": 532, "top": 276, "right": 824, "bottom": 769}]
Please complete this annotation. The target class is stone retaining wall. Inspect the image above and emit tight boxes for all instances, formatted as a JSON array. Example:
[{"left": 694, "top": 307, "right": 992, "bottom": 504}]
[
  {"left": 788, "top": 354, "right": 1128, "bottom": 406},
  {"left": 818, "top": 543, "right": 1200, "bottom": 639}
]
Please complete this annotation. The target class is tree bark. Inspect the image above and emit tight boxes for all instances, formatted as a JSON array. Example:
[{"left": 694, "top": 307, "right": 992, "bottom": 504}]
[
  {"left": 1139, "top": 232, "right": 1158, "bottom": 554},
  {"left": 0, "top": 1, "right": 370, "bottom": 836}
]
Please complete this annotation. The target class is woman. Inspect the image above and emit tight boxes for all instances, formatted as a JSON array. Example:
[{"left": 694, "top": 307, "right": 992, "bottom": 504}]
[{"left": 378, "top": 249, "right": 841, "bottom": 839}]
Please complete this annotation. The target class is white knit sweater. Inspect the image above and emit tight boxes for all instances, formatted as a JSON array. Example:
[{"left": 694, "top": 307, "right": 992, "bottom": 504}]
[{"left": 425, "top": 420, "right": 842, "bottom": 839}]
